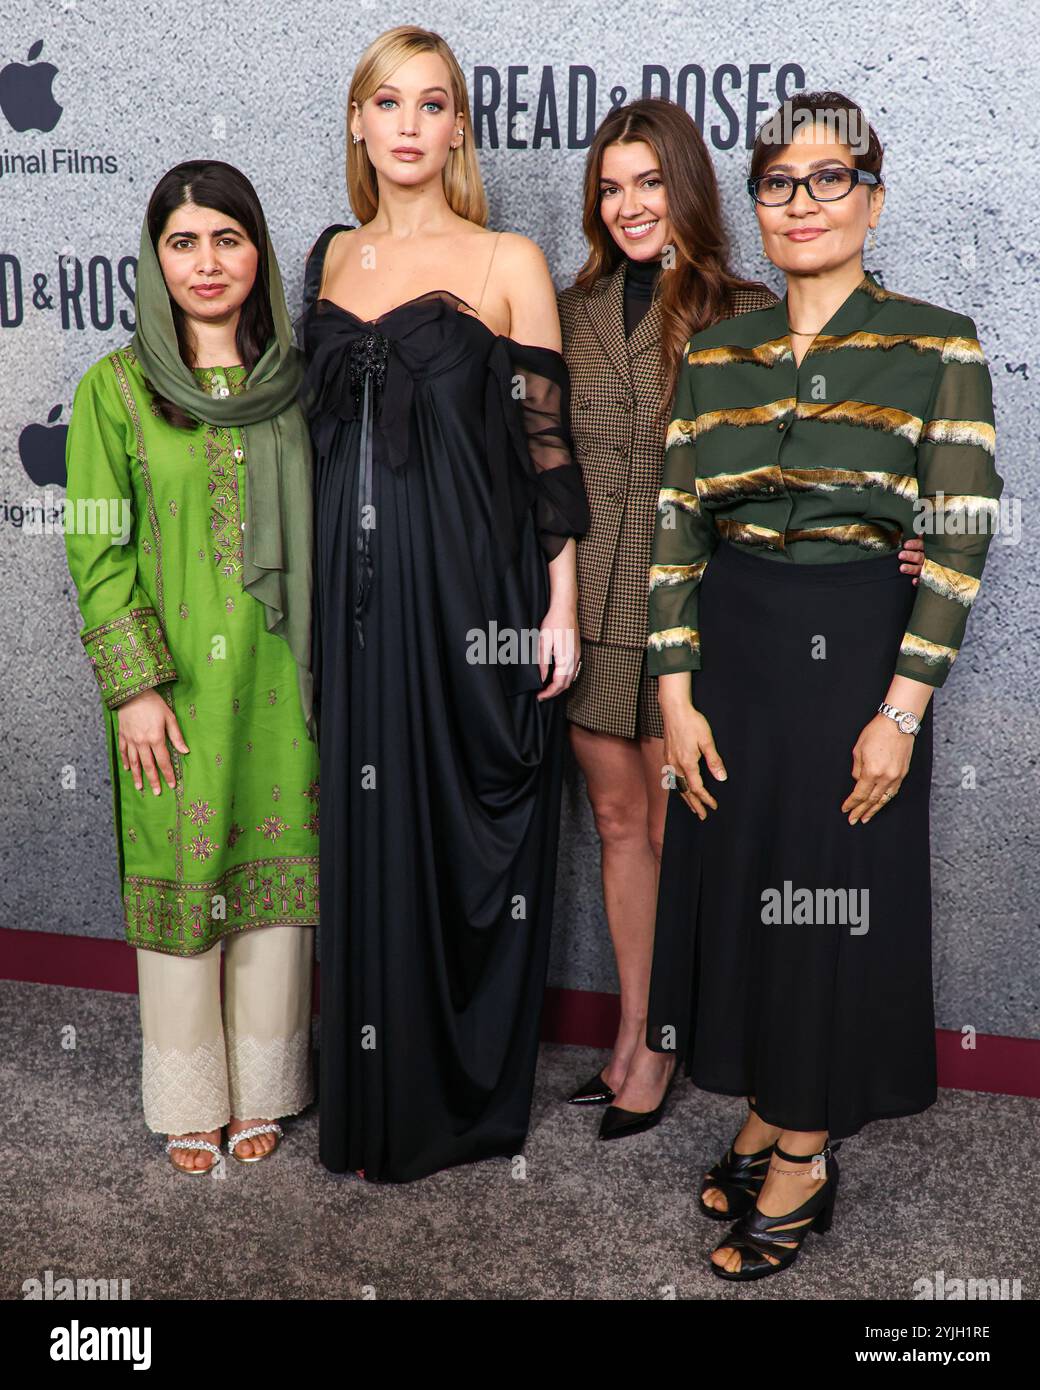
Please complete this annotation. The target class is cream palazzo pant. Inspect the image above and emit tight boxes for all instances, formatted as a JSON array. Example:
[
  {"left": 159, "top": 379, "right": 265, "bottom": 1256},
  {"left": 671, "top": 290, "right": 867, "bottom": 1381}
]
[{"left": 135, "top": 925, "right": 315, "bottom": 1135}]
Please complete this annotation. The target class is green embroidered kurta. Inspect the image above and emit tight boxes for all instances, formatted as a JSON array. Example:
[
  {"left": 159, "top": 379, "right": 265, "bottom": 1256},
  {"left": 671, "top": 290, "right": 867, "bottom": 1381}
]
[
  {"left": 64, "top": 346, "right": 320, "bottom": 956},
  {"left": 647, "top": 271, "right": 1003, "bottom": 687}
]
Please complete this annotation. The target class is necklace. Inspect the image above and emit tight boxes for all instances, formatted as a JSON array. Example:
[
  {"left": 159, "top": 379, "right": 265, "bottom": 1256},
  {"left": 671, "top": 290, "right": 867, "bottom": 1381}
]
[{"left": 785, "top": 300, "right": 824, "bottom": 336}]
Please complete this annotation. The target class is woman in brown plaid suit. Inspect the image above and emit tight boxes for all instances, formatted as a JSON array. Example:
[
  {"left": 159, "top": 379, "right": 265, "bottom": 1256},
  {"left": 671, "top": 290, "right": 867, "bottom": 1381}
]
[{"left": 557, "top": 99, "right": 924, "bottom": 1136}]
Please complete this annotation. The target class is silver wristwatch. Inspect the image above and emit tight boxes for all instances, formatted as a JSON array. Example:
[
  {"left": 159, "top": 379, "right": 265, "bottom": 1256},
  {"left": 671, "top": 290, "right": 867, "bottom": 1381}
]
[{"left": 878, "top": 701, "right": 921, "bottom": 736}]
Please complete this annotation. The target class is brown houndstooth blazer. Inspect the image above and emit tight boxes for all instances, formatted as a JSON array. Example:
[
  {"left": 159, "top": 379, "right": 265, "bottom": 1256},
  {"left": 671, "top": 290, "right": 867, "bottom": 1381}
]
[{"left": 557, "top": 261, "right": 778, "bottom": 650}]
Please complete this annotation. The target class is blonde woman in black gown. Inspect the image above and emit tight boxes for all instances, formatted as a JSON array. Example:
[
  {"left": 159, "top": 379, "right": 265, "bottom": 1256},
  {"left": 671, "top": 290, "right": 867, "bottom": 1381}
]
[{"left": 295, "top": 27, "right": 588, "bottom": 1182}]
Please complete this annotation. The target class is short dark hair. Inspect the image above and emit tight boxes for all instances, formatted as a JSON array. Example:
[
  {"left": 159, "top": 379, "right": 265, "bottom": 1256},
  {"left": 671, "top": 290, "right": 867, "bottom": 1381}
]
[{"left": 749, "top": 90, "right": 884, "bottom": 185}]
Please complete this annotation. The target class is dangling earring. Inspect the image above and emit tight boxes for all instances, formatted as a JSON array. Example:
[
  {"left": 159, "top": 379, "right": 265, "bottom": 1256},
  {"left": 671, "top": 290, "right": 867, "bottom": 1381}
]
[
  {"left": 450, "top": 128, "right": 463, "bottom": 149},
  {"left": 867, "top": 224, "right": 878, "bottom": 251}
]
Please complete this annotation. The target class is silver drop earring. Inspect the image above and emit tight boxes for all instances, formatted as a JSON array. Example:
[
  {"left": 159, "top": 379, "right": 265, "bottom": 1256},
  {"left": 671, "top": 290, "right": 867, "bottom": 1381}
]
[{"left": 867, "top": 225, "right": 878, "bottom": 251}]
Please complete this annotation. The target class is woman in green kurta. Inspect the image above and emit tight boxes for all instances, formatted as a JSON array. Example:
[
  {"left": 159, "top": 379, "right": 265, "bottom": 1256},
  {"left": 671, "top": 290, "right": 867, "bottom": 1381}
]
[{"left": 64, "top": 161, "right": 319, "bottom": 1172}]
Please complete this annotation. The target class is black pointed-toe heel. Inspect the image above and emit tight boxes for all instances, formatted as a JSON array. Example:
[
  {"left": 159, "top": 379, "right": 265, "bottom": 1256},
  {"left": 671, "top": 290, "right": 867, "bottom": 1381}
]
[
  {"left": 597, "top": 1061, "right": 677, "bottom": 1140},
  {"left": 710, "top": 1141, "right": 840, "bottom": 1282},
  {"left": 566, "top": 1069, "right": 616, "bottom": 1106},
  {"left": 698, "top": 1138, "right": 775, "bottom": 1221}
]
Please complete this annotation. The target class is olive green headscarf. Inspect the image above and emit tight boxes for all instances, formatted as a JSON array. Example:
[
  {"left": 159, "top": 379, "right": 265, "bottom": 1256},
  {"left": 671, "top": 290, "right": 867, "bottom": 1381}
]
[{"left": 131, "top": 210, "right": 316, "bottom": 743}]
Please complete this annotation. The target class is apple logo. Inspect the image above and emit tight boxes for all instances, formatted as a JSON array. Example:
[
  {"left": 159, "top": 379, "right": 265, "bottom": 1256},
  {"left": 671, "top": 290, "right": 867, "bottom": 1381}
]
[
  {"left": 0, "top": 40, "right": 63, "bottom": 133},
  {"left": 20, "top": 404, "right": 68, "bottom": 486}
]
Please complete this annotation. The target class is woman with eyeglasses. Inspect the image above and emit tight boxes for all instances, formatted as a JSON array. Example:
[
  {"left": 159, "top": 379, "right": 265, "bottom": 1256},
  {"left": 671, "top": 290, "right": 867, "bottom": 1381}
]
[{"left": 645, "top": 90, "right": 1002, "bottom": 1280}]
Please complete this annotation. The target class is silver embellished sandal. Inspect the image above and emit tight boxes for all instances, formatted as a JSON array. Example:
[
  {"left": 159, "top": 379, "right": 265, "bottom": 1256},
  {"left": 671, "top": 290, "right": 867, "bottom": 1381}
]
[
  {"left": 165, "top": 1135, "right": 223, "bottom": 1175},
  {"left": 227, "top": 1121, "right": 284, "bottom": 1163}
]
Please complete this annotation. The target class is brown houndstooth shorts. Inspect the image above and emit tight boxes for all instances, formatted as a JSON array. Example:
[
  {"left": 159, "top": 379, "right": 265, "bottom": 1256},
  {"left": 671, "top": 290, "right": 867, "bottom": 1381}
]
[{"left": 565, "top": 638, "right": 664, "bottom": 741}]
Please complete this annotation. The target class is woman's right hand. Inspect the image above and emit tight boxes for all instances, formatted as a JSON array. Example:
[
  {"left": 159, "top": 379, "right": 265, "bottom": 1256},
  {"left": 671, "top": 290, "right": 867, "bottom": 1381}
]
[
  {"left": 661, "top": 700, "right": 727, "bottom": 820},
  {"left": 116, "top": 689, "right": 189, "bottom": 795}
]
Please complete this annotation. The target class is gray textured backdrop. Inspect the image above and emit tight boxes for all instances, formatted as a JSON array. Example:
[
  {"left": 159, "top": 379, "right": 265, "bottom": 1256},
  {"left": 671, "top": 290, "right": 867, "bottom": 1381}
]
[{"left": 0, "top": 2, "right": 1036, "bottom": 1040}]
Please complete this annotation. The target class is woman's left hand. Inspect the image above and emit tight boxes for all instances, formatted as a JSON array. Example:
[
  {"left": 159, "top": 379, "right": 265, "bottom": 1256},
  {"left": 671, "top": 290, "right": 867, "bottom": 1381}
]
[
  {"left": 842, "top": 715, "right": 915, "bottom": 824},
  {"left": 536, "top": 603, "right": 581, "bottom": 700}
]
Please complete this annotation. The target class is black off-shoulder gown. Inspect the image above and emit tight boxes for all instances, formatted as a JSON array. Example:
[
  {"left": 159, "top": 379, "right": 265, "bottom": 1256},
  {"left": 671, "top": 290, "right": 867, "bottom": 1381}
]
[{"left": 296, "top": 226, "right": 589, "bottom": 1182}]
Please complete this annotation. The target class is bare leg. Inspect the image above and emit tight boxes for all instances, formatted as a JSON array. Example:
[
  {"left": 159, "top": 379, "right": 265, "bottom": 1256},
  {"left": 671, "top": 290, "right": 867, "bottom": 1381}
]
[
  {"left": 606, "top": 733, "right": 678, "bottom": 1110},
  {"left": 569, "top": 724, "right": 662, "bottom": 1095}
]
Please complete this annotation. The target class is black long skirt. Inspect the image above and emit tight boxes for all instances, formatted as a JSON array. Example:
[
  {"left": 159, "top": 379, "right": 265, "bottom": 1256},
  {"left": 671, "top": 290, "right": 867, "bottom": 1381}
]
[{"left": 647, "top": 539, "right": 937, "bottom": 1140}]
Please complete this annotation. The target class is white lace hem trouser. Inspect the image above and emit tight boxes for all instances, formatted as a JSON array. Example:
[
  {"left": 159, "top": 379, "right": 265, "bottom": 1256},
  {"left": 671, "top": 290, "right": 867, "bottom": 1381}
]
[{"left": 137, "top": 925, "right": 315, "bottom": 1134}]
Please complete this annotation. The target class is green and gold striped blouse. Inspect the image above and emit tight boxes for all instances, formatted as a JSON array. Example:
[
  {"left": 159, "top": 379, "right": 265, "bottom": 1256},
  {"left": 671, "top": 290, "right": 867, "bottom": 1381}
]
[{"left": 646, "top": 270, "right": 1002, "bottom": 687}]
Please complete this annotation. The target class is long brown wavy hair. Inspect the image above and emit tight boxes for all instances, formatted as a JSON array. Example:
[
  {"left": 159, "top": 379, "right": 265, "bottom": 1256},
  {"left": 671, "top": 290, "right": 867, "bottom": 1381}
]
[
  {"left": 573, "top": 99, "right": 770, "bottom": 413},
  {"left": 346, "top": 26, "right": 488, "bottom": 227}
]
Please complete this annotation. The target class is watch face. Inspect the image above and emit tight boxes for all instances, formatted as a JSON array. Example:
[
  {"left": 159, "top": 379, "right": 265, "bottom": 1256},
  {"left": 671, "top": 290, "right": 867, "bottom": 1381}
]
[{"left": 898, "top": 712, "right": 917, "bottom": 733}]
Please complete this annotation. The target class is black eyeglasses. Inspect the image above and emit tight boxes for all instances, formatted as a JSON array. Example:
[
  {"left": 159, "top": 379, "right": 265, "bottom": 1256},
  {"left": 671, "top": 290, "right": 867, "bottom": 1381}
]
[{"left": 747, "top": 167, "right": 880, "bottom": 206}]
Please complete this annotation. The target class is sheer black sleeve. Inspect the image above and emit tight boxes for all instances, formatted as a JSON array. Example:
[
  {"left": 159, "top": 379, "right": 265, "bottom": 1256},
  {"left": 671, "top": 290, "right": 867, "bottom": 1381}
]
[{"left": 497, "top": 340, "right": 589, "bottom": 561}]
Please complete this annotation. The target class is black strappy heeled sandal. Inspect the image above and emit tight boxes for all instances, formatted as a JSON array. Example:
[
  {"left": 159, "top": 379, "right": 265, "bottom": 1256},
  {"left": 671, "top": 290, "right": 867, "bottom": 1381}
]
[
  {"left": 698, "top": 1139, "right": 775, "bottom": 1221},
  {"left": 709, "top": 1140, "right": 841, "bottom": 1282}
]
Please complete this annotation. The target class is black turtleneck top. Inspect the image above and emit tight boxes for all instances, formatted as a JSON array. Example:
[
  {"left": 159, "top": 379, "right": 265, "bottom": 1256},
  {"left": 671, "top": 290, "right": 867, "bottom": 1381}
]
[{"left": 623, "top": 255, "right": 662, "bottom": 337}]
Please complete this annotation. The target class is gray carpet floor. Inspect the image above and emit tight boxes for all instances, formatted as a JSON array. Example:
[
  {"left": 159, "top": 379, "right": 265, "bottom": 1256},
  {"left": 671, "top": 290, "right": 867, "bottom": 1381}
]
[{"left": 2, "top": 980, "right": 1036, "bottom": 1300}]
